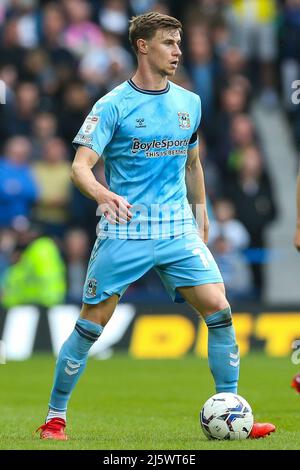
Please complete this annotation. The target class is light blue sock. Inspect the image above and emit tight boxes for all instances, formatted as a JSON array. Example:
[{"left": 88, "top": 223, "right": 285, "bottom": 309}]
[
  {"left": 49, "top": 318, "right": 103, "bottom": 412},
  {"left": 205, "top": 307, "right": 239, "bottom": 394}
]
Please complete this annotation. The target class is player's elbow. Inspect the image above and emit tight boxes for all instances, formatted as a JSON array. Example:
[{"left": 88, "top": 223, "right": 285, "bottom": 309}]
[
  {"left": 70, "top": 162, "right": 80, "bottom": 184},
  {"left": 185, "top": 163, "right": 192, "bottom": 174},
  {"left": 70, "top": 164, "right": 76, "bottom": 182}
]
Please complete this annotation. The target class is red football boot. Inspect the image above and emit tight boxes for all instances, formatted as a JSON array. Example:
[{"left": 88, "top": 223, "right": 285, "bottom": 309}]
[
  {"left": 291, "top": 373, "right": 300, "bottom": 393},
  {"left": 36, "top": 418, "right": 68, "bottom": 441},
  {"left": 249, "top": 422, "right": 276, "bottom": 439}
]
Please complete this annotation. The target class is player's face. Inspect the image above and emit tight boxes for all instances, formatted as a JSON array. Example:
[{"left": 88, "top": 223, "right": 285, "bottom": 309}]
[{"left": 147, "top": 28, "right": 182, "bottom": 77}]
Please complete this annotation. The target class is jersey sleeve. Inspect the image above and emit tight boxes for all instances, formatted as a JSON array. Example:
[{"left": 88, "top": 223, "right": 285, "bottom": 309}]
[
  {"left": 72, "top": 98, "right": 119, "bottom": 158},
  {"left": 188, "top": 95, "right": 202, "bottom": 149}
]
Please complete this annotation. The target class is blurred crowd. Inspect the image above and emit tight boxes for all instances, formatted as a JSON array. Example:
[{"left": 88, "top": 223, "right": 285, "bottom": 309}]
[{"left": 1, "top": 0, "right": 298, "bottom": 307}]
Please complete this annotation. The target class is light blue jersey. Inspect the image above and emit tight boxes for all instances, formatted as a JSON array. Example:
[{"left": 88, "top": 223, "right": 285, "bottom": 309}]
[{"left": 73, "top": 79, "right": 201, "bottom": 238}]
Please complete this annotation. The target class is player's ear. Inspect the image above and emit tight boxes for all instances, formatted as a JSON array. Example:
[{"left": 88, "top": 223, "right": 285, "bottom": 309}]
[{"left": 136, "top": 38, "right": 148, "bottom": 55}]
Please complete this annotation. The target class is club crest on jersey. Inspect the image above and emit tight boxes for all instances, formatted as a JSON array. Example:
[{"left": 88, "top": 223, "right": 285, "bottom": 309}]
[
  {"left": 178, "top": 112, "right": 190, "bottom": 129},
  {"left": 86, "top": 278, "right": 97, "bottom": 297}
]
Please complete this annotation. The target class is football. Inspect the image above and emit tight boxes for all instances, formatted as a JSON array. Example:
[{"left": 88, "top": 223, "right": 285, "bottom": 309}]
[{"left": 200, "top": 392, "right": 254, "bottom": 440}]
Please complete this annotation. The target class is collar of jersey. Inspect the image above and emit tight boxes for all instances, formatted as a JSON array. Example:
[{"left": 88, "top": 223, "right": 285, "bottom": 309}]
[{"left": 128, "top": 78, "right": 170, "bottom": 95}]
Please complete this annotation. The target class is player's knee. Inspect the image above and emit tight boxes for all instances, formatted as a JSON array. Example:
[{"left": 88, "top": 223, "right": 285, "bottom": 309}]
[
  {"left": 80, "top": 308, "right": 110, "bottom": 327},
  {"left": 80, "top": 298, "right": 116, "bottom": 326},
  {"left": 203, "top": 297, "right": 230, "bottom": 317}
]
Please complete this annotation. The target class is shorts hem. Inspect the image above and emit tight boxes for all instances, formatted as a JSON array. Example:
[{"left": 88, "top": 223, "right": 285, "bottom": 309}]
[
  {"left": 82, "top": 290, "right": 123, "bottom": 304},
  {"left": 172, "top": 277, "right": 223, "bottom": 303},
  {"left": 174, "top": 277, "right": 223, "bottom": 289}
]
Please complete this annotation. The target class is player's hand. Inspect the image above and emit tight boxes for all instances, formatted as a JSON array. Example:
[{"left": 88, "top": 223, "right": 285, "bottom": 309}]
[
  {"left": 97, "top": 190, "right": 133, "bottom": 224},
  {"left": 294, "top": 227, "right": 300, "bottom": 252}
]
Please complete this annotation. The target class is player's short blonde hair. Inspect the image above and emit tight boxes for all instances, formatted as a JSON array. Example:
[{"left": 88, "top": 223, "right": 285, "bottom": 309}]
[{"left": 129, "top": 12, "right": 182, "bottom": 55}]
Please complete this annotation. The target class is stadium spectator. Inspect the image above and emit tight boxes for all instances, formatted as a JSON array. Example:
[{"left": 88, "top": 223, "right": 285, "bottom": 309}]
[
  {"left": 31, "top": 111, "right": 58, "bottom": 159},
  {"left": 64, "top": 228, "right": 89, "bottom": 304},
  {"left": 0, "top": 136, "right": 38, "bottom": 228},
  {"left": 32, "top": 137, "right": 72, "bottom": 237},
  {"left": 209, "top": 198, "right": 252, "bottom": 300},
  {"left": 41, "top": 2, "right": 66, "bottom": 49},
  {"left": 225, "top": 113, "right": 259, "bottom": 175},
  {"left": 225, "top": 0, "right": 278, "bottom": 107},
  {"left": 98, "top": 0, "right": 129, "bottom": 36},
  {"left": 186, "top": 28, "right": 216, "bottom": 129},
  {"left": 41, "top": 2, "right": 75, "bottom": 67},
  {"left": 224, "top": 145, "right": 277, "bottom": 299},
  {"left": 62, "top": 0, "right": 104, "bottom": 58},
  {"left": 5, "top": 0, "right": 40, "bottom": 49},
  {"left": 3, "top": 81, "right": 40, "bottom": 138},
  {"left": 0, "top": 17, "right": 25, "bottom": 70},
  {"left": 213, "top": 80, "right": 250, "bottom": 172},
  {"left": 1, "top": 224, "right": 66, "bottom": 308},
  {"left": 58, "top": 81, "right": 91, "bottom": 152},
  {"left": 219, "top": 47, "right": 246, "bottom": 83},
  {"left": 79, "top": 31, "right": 133, "bottom": 91},
  {"left": 22, "top": 48, "right": 58, "bottom": 97}
]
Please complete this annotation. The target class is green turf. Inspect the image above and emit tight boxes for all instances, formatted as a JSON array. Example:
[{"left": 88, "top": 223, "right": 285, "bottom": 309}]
[{"left": 0, "top": 353, "right": 299, "bottom": 450}]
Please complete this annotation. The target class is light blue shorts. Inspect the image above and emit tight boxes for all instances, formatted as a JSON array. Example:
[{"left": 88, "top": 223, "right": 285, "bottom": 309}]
[{"left": 83, "top": 231, "right": 223, "bottom": 304}]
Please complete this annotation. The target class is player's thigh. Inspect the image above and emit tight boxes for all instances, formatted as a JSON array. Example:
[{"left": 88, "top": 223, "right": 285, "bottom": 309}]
[
  {"left": 80, "top": 295, "right": 119, "bottom": 326},
  {"left": 177, "top": 283, "right": 229, "bottom": 317},
  {"left": 156, "top": 232, "right": 224, "bottom": 305},
  {"left": 83, "top": 237, "right": 153, "bottom": 305}
]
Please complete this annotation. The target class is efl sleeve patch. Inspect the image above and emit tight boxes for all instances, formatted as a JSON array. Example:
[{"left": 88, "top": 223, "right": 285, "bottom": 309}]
[{"left": 72, "top": 98, "right": 119, "bottom": 157}]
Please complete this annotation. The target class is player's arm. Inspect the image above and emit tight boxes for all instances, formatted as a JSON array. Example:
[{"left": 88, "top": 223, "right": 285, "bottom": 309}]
[
  {"left": 71, "top": 145, "right": 132, "bottom": 224},
  {"left": 185, "top": 144, "right": 209, "bottom": 243},
  {"left": 294, "top": 170, "right": 300, "bottom": 251}
]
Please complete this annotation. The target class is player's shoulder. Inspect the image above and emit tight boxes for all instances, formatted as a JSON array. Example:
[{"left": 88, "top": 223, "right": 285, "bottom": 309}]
[
  {"left": 169, "top": 81, "right": 201, "bottom": 104},
  {"left": 93, "top": 81, "right": 130, "bottom": 113}
]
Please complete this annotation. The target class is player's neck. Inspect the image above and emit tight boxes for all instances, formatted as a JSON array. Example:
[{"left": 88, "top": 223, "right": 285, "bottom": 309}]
[{"left": 131, "top": 70, "right": 168, "bottom": 91}]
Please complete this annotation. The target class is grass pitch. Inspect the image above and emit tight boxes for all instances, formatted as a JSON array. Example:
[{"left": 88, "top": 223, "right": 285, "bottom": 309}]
[{"left": 0, "top": 353, "right": 299, "bottom": 450}]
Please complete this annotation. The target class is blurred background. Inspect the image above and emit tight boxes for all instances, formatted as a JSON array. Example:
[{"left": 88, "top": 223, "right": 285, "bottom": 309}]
[{"left": 0, "top": 0, "right": 300, "bottom": 360}]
